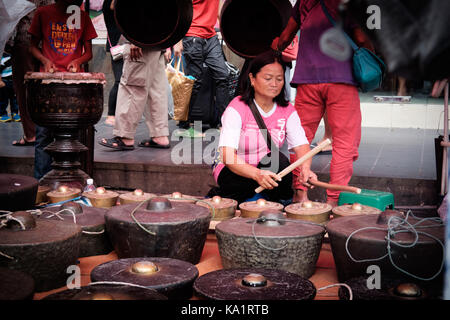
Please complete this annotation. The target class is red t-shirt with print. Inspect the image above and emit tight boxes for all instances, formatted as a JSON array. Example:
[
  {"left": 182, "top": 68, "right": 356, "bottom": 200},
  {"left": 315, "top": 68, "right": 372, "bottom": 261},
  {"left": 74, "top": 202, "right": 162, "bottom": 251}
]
[{"left": 28, "top": 4, "right": 97, "bottom": 72}]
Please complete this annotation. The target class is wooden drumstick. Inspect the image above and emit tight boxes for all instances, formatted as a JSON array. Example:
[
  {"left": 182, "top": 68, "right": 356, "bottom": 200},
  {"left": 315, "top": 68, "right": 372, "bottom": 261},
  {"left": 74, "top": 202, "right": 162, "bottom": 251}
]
[
  {"left": 308, "top": 179, "right": 361, "bottom": 194},
  {"left": 255, "top": 139, "right": 332, "bottom": 194}
]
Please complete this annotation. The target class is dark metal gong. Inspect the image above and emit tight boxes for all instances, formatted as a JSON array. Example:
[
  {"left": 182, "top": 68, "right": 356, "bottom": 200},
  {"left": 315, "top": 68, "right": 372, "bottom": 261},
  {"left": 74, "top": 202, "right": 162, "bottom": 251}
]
[
  {"left": 0, "top": 174, "right": 39, "bottom": 211},
  {"left": 215, "top": 211, "right": 325, "bottom": 278},
  {"left": 193, "top": 268, "right": 316, "bottom": 300},
  {"left": 42, "top": 283, "right": 168, "bottom": 300},
  {"left": 326, "top": 210, "right": 445, "bottom": 283},
  {"left": 37, "top": 201, "right": 112, "bottom": 257},
  {"left": 0, "top": 211, "right": 81, "bottom": 292},
  {"left": 0, "top": 267, "right": 35, "bottom": 300},
  {"left": 90, "top": 257, "right": 199, "bottom": 300},
  {"left": 105, "top": 197, "right": 211, "bottom": 264}
]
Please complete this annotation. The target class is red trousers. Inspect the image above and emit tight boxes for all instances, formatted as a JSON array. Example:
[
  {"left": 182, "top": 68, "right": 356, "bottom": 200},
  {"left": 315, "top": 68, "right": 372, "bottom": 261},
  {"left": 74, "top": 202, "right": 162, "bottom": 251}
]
[{"left": 291, "top": 83, "right": 361, "bottom": 201}]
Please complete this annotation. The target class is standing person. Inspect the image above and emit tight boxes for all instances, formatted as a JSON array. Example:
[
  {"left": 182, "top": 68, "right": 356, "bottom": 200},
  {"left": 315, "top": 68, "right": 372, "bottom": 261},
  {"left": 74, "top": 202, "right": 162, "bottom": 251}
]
[
  {"left": 28, "top": 0, "right": 97, "bottom": 179},
  {"left": 174, "top": 0, "right": 230, "bottom": 137},
  {"left": 274, "top": 0, "right": 372, "bottom": 206},
  {"left": 11, "top": 0, "right": 54, "bottom": 147},
  {"left": 102, "top": 0, "right": 123, "bottom": 127},
  {"left": 99, "top": 42, "right": 170, "bottom": 150},
  {"left": 213, "top": 50, "right": 316, "bottom": 204},
  {"left": 0, "top": 53, "right": 21, "bottom": 123}
]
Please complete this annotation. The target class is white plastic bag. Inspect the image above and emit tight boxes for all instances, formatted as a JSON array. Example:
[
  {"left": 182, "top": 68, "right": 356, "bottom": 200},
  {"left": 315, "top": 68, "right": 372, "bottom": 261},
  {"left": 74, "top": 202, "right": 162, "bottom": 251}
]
[{"left": 0, "top": 0, "right": 35, "bottom": 57}]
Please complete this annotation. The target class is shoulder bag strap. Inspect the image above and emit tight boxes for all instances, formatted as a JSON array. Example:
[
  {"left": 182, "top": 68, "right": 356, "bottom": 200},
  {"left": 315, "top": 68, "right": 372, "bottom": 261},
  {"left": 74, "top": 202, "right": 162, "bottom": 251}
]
[{"left": 248, "top": 99, "right": 279, "bottom": 154}]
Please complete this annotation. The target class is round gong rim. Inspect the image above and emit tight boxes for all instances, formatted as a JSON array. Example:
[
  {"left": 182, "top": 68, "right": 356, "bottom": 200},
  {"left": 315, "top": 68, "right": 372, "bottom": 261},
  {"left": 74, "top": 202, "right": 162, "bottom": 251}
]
[
  {"left": 239, "top": 200, "right": 284, "bottom": 218},
  {"left": 119, "top": 192, "right": 157, "bottom": 204},
  {"left": 90, "top": 257, "right": 199, "bottom": 291},
  {"left": 0, "top": 219, "right": 82, "bottom": 245},
  {"left": 197, "top": 197, "right": 237, "bottom": 221},
  {"left": 39, "top": 205, "right": 107, "bottom": 228},
  {"left": 326, "top": 213, "right": 444, "bottom": 244},
  {"left": 215, "top": 217, "right": 324, "bottom": 238},
  {"left": 106, "top": 201, "right": 211, "bottom": 224},
  {"left": 193, "top": 268, "right": 316, "bottom": 300},
  {"left": 0, "top": 267, "right": 35, "bottom": 300},
  {"left": 285, "top": 201, "right": 332, "bottom": 223},
  {"left": 332, "top": 204, "right": 381, "bottom": 218},
  {"left": 42, "top": 284, "right": 168, "bottom": 300}
]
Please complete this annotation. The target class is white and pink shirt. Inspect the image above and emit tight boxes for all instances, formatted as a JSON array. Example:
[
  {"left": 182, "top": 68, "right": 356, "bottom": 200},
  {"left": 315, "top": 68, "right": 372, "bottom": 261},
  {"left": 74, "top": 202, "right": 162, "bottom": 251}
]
[{"left": 213, "top": 96, "right": 309, "bottom": 182}]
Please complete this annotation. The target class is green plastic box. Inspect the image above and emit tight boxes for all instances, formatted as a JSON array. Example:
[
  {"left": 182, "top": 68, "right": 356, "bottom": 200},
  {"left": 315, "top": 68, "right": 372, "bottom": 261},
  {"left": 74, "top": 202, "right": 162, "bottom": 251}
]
[{"left": 338, "top": 189, "right": 394, "bottom": 211}]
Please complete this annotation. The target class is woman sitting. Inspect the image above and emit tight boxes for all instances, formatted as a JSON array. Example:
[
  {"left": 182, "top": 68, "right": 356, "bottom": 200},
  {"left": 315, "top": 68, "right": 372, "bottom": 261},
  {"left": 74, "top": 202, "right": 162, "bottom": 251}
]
[{"left": 212, "top": 50, "right": 316, "bottom": 204}]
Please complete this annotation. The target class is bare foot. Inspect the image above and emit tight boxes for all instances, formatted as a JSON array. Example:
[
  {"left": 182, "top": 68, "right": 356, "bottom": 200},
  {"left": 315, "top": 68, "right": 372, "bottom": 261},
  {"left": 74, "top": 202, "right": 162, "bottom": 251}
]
[
  {"left": 105, "top": 116, "right": 115, "bottom": 126},
  {"left": 152, "top": 136, "right": 169, "bottom": 146}
]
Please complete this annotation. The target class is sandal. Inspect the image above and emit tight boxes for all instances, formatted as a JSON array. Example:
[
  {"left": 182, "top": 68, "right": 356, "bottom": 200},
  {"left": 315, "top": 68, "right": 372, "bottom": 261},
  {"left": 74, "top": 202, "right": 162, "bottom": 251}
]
[
  {"left": 12, "top": 136, "right": 35, "bottom": 147},
  {"left": 139, "top": 139, "right": 170, "bottom": 149},
  {"left": 99, "top": 137, "right": 134, "bottom": 150}
]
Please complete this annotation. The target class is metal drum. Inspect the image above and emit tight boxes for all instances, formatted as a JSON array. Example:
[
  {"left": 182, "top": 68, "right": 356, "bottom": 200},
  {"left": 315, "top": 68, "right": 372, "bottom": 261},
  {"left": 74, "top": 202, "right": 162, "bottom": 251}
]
[
  {"left": 90, "top": 257, "right": 199, "bottom": 300},
  {"left": 197, "top": 196, "right": 238, "bottom": 221},
  {"left": 0, "top": 211, "right": 81, "bottom": 292},
  {"left": 332, "top": 203, "right": 381, "bottom": 218},
  {"left": 0, "top": 267, "right": 35, "bottom": 300},
  {"left": 239, "top": 199, "right": 284, "bottom": 218},
  {"left": 36, "top": 201, "right": 112, "bottom": 257},
  {"left": 0, "top": 174, "right": 38, "bottom": 211},
  {"left": 119, "top": 189, "right": 156, "bottom": 205},
  {"left": 220, "top": 0, "right": 293, "bottom": 58},
  {"left": 42, "top": 283, "right": 168, "bottom": 300},
  {"left": 285, "top": 201, "right": 332, "bottom": 224},
  {"left": 193, "top": 268, "right": 316, "bottom": 300},
  {"left": 338, "top": 276, "right": 443, "bottom": 300},
  {"left": 24, "top": 72, "right": 105, "bottom": 190},
  {"left": 82, "top": 187, "right": 119, "bottom": 208},
  {"left": 326, "top": 210, "right": 445, "bottom": 283},
  {"left": 114, "top": 0, "right": 193, "bottom": 50},
  {"left": 105, "top": 197, "right": 211, "bottom": 264},
  {"left": 215, "top": 211, "right": 325, "bottom": 278}
]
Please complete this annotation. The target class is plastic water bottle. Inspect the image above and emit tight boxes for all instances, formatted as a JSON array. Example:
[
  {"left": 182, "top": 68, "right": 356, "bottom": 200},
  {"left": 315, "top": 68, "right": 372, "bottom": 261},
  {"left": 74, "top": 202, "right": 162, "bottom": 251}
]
[{"left": 83, "top": 178, "right": 96, "bottom": 192}]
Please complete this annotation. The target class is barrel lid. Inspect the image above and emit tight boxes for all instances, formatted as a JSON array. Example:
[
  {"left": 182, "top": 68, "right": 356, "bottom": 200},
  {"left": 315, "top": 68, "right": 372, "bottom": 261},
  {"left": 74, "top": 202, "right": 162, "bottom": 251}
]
[
  {"left": 0, "top": 267, "right": 35, "bottom": 300},
  {"left": 106, "top": 200, "right": 210, "bottom": 224},
  {"left": 326, "top": 210, "right": 445, "bottom": 244},
  {"left": 0, "top": 218, "right": 81, "bottom": 245},
  {"left": 38, "top": 203, "right": 106, "bottom": 227},
  {"left": 91, "top": 257, "right": 198, "bottom": 290},
  {"left": 24, "top": 72, "right": 106, "bottom": 84},
  {"left": 193, "top": 268, "right": 316, "bottom": 300},
  {"left": 215, "top": 216, "right": 324, "bottom": 238},
  {"left": 42, "top": 283, "right": 168, "bottom": 300}
]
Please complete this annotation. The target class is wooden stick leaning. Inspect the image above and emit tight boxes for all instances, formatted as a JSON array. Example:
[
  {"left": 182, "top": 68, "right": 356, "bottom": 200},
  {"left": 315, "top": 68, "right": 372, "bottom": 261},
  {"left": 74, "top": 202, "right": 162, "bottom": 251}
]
[
  {"left": 308, "top": 179, "right": 361, "bottom": 194},
  {"left": 255, "top": 139, "right": 332, "bottom": 194}
]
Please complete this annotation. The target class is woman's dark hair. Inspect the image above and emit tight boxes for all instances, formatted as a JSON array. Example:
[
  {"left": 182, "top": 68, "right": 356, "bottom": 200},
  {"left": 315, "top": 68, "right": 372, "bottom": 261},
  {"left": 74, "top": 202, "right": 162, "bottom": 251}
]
[{"left": 239, "top": 50, "right": 289, "bottom": 107}]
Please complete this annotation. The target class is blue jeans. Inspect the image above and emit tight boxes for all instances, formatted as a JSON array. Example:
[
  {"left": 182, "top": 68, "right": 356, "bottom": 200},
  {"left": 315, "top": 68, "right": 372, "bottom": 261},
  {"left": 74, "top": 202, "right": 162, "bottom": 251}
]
[{"left": 34, "top": 125, "right": 53, "bottom": 180}]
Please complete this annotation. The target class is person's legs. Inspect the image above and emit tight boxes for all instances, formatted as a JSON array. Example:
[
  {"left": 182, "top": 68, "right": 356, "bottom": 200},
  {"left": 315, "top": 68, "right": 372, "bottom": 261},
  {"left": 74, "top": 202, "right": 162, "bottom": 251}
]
[
  {"left": 217, "top": 166, "right": 260, "bottom": 204},
  {"left": 323, "top": 83, "right": 361, "bottom": 204},
  {"left": 0, "top": 84, "right": 8, "bottom": 118},
  {"left": 106, "top": 56, "right": 124, "bottom": 126},
  {"left": 11, "top": 44, "right": 35, "bottom": 141},
  {"left": 143, "top": 51, "right": 169, "bottom": 145},
  {"left": 34, "top": 125, "right": 53, "bottom": 180},
  {"left": 291, "top": 84, "right": 326, "bottom": 202},
  {"left": 203, "top": 36, "right": 230, "bottom": 126},
  {"left": 180, "top": 36, "right": 205, "bottom": 129}
]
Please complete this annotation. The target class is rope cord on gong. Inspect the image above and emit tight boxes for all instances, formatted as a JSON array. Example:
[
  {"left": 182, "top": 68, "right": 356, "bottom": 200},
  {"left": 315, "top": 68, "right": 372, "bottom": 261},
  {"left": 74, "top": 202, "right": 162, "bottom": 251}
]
[
  {"left": 0, "top": 211, "right": 23, "bottom": 260},
  {"left": 344, "top": 210, "right": 445, "bottom": 281},
  {"left": 317, "top": 283, "right": 353, "bottom": 300},
  {"left": 250, "top": 216, "right": 326, "bottom": 251}
]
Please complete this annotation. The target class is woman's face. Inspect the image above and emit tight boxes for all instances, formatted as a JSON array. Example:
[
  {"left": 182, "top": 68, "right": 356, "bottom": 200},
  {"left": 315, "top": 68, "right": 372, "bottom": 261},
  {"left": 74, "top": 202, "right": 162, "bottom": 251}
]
[{"left": 249, "top": 62, "right": 284, "bottom": 100}]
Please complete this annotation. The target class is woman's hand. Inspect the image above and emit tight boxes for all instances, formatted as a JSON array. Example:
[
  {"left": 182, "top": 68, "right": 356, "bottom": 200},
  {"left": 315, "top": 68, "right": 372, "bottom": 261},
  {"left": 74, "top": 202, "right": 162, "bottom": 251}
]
[
  {"left": 253, "top": 169, "right": 282, "bottom": 190},
  {"left": 298, "top": 166, "right": 317, "bottom": 188}
]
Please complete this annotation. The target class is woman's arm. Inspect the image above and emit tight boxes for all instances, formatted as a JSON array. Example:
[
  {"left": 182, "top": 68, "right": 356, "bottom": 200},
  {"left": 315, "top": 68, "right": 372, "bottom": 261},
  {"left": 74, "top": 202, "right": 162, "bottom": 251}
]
[
  {"left": 292, "top": 144, "right": 317, "bottom": 187},
  {"left": 274, "top": 17, "right": 299, "bottom": 52},
  {"left": 29, "top": 35, "right": 56, "bottom": 72},
  {"left": 221, "top": 146, "right": 282, "bottom": 190}
]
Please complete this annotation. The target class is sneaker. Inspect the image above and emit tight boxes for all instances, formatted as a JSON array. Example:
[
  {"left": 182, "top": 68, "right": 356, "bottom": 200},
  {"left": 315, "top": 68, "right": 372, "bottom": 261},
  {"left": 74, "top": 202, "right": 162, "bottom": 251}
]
[
  {"left": 0, "top": 115, "right": 12, "bottom": 123},
  {"left": 173, "top": 127, "right": 205, "bottom": 138},
  {"left": 12, "top": 113, "right": 21, "bottom": 122}
]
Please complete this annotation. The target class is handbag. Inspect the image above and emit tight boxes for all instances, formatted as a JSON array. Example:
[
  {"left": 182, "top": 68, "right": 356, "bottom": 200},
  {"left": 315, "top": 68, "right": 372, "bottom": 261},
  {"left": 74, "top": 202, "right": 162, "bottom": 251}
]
[
  {"left": 320, "top": 0, "right": 386, "bottom": 92},
  {"left": 248, "top": 100, "right": 290, "bottom": 174},
  {"left": 166, "top": 57, "right": 195, "bottom": 121},
  {"left": 107, "top": 34, "right": 125, "bottom": 61}
]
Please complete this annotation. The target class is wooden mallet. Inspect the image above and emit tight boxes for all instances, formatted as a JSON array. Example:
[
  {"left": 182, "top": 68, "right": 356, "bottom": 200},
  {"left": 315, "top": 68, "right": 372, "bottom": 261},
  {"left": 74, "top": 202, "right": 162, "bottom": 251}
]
[{"left": 255, "top": 139, "right": 332, "bottom": 194}]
